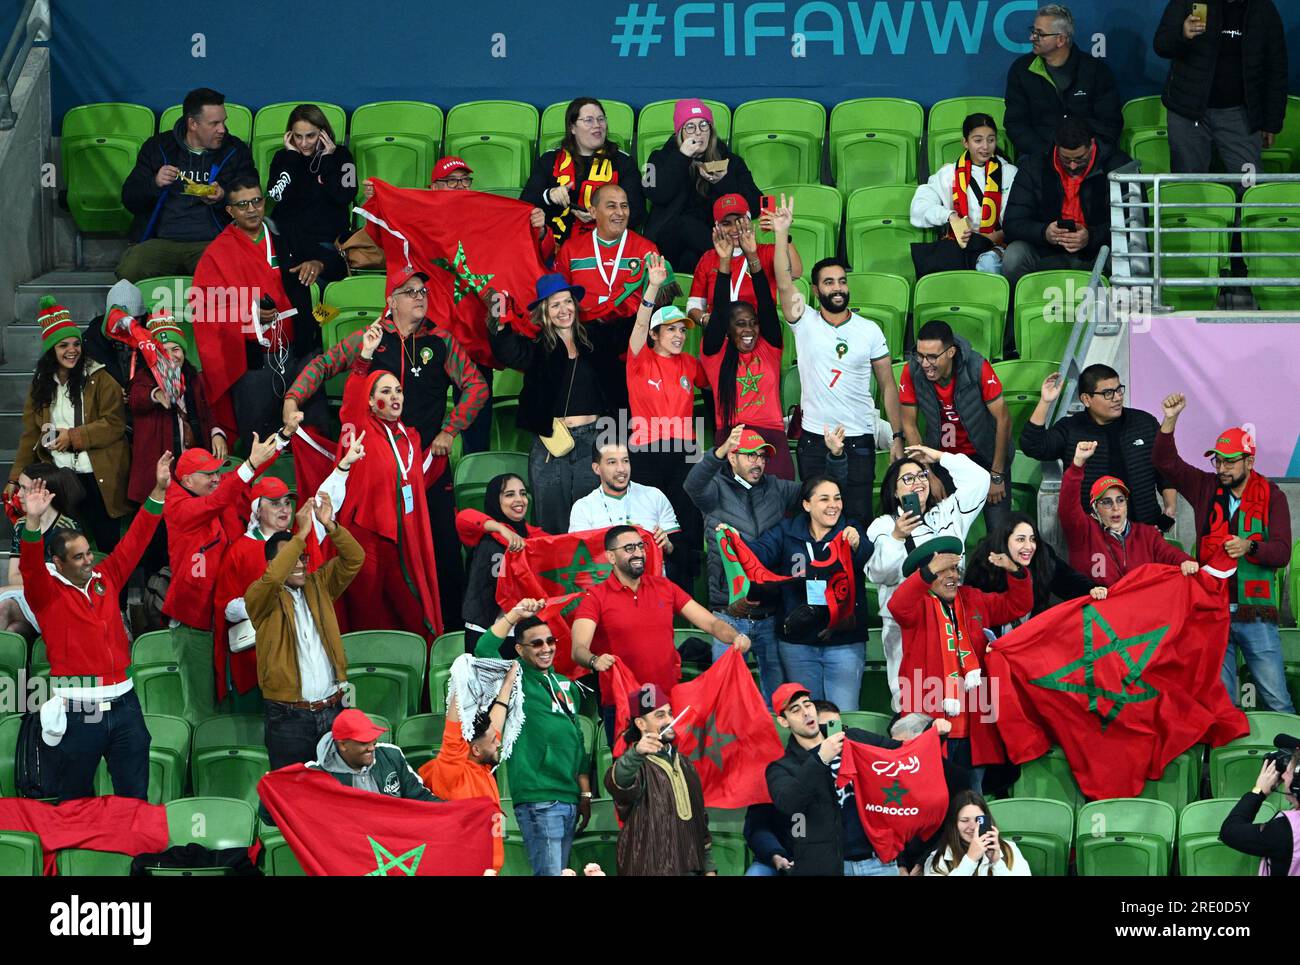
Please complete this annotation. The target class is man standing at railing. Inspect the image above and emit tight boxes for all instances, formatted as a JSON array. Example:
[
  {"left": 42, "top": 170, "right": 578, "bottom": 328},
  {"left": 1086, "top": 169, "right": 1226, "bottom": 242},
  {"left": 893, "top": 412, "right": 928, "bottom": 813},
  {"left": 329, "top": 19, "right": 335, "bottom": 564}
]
[{"left": 1154, "top": 0, "right": 1288, "bottom": 179}]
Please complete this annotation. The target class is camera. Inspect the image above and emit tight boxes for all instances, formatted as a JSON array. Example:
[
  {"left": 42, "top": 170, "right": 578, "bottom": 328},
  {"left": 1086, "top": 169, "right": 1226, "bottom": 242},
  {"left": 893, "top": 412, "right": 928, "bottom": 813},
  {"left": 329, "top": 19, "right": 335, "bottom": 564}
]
[{"left": 1264, "top": 748, "right": 1292, "bottom": 773}]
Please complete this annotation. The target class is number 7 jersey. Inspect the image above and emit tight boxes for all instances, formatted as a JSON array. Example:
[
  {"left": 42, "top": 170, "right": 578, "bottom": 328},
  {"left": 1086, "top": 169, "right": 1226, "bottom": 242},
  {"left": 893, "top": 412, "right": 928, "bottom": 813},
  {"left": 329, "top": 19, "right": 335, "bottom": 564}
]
[{"left": 791, "top": 304, "right": 890, "bottom": 437}]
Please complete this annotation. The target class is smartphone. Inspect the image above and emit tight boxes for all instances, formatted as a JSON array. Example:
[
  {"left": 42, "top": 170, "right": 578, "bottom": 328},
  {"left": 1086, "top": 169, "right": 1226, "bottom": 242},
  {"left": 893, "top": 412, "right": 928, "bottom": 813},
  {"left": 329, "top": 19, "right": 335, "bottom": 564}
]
[
  {"left": 1191, "top": 2, "right": 1207, "bottom": 21},
  {"left": 1057, "top": 219, "right": 1078, "bottom": 233},
  {"left": 901, "top": 492, "right": 923, "bottom": 518},
  {"left": 761, "top": 194, "right": 776, "bottom": 215},
  {"left": 825, "top": 717, "right": 843, "bottom": 738},
  {"left": 976, "top": 814, "right": 988, "bottom": 838}
]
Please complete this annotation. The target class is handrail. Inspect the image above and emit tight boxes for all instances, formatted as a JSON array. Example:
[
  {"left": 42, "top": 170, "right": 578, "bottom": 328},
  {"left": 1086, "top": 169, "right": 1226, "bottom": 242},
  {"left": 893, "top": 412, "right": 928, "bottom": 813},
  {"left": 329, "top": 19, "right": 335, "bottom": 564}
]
[
  {"left": 0, "top": 0, "right": 49, "bottom": 132},
  {"left": 1045, "top": 245, "right": 1111, "bottom": 427}
]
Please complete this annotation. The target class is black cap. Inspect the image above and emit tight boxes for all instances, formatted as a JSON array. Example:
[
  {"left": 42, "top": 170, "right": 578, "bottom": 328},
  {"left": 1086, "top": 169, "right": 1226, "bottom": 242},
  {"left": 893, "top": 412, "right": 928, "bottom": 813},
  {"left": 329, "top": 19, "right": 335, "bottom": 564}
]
[{"left": 1273, "top": 734, "right": 1300, "bottom": 752}]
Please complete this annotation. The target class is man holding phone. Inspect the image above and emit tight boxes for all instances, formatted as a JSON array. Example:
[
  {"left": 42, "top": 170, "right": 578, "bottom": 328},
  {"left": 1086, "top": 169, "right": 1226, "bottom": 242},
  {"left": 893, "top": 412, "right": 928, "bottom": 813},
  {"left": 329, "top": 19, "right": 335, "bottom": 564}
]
[
  {"left": 1002, "top": 117, "right": 1130, "bottom": 287},
  {"left": 1154, "top": 0, "right": 1288, "bottom": 177}
]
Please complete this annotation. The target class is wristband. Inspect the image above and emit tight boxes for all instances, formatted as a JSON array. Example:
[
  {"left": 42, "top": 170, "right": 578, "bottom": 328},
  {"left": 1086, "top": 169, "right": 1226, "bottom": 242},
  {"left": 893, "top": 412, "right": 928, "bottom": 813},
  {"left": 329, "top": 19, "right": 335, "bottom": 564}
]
[
  {"left": 493, "top": 700, "right": 510, "bottom": 711},
  {"left": 892, "top": 431, "right": 906, "bottom": 440}
]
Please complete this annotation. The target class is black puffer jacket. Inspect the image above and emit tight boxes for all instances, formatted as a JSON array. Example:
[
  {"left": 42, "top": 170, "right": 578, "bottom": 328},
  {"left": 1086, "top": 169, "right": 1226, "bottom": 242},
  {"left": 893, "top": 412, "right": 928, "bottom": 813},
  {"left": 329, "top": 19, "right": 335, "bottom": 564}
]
[
  {"left": 1154, "top": 0, "right": 1288, "bottom": 133},
  {"left": 1003, "top": 47, "right": 1124, "bottom": 158},
  {"left": 643, "top": 135, "right": 761, "bottom": 241},
  {"left": 1002, "top": 140, "right": 1131, "bottom": 260}
]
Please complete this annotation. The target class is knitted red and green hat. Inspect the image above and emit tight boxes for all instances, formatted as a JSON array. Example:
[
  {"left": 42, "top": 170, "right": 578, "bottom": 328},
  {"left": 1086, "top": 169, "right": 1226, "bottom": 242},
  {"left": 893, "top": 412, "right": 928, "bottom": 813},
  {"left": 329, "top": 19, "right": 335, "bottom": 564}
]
[
  {"left": 146, "top": 308, "right": 185, "bottom": 345},
  {"left": 37, "top": 295, "right": 79, "bottom": 354}
]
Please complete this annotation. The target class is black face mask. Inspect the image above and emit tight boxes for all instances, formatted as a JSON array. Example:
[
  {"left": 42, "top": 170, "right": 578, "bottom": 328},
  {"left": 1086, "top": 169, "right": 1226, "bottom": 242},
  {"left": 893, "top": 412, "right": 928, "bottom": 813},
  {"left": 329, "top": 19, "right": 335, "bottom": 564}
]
[{"left": 817, "top": 290, "right": 848, "bottom": 313}]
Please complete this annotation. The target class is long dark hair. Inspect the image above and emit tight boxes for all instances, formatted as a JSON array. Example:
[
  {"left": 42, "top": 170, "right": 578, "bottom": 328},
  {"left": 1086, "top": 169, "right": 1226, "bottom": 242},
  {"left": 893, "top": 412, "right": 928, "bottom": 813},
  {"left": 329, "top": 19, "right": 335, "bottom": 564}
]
[
  {"left": 18, "top": 462, "right": 84, "bottom": 517},
  {"left": 559, "top": 96, "right": 619, "bottom": 156},
  {"left": 963, "top": 511, "right": 1054, "bottom": 615},
  {"left": 483, "top": 473, "right": 530, "bottom": 539},
  {"left": 715, "top": 300, "right": 757, "bottom": 428},
  {"left": 877, "top": 456, "right": 954, "bottom": 520},
  {"left": 30, "top": 340, "right": 88, "bottom": 413},
  {"left": 929, "top": 789, "right": 1015, "bottom": 875}
]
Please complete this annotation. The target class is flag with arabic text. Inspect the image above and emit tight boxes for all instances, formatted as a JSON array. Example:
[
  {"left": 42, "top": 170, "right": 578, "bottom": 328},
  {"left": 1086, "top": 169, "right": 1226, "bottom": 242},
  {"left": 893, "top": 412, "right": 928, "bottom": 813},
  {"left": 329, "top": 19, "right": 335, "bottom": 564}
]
[{"left": 836, "top": 728, "right": 949, "bottom": 863}]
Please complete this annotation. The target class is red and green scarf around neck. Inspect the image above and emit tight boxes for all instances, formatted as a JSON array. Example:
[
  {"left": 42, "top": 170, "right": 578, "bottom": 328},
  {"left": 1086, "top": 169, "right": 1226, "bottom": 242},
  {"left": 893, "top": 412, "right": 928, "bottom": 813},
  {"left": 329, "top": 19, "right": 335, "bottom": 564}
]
[{"left": 1201, "top": 470, "right": 1277, "bottom": 610}]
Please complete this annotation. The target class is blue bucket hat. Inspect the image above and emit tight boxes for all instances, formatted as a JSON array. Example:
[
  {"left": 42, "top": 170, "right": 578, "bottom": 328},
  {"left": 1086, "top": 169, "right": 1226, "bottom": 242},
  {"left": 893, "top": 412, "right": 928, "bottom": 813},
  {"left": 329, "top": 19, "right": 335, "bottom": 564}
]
[{"left": 529, "top": 273, "right": 585, "bottom": 311}]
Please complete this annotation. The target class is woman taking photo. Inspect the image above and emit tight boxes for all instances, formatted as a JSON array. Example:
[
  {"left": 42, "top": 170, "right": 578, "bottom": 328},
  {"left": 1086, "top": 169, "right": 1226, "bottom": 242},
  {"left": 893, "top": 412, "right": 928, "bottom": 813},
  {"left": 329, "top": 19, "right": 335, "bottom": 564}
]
[
  {"left": 522, "top": 97, "right": 644, "bottom": 248},
  {"left": 7, "top": 297, "right": 129, "bottom": 553},
  {"left": 866, "top": 444, "right": 990, "bottom": 704},
  {"left": 488, "top": 274, "right": 626, "bottom": 534},
  {"left": 925, "top": 790, "right": 1031, "bottom": 876},
  {"left": 644, "top": 98, "right": 761, "bottom": 274}
]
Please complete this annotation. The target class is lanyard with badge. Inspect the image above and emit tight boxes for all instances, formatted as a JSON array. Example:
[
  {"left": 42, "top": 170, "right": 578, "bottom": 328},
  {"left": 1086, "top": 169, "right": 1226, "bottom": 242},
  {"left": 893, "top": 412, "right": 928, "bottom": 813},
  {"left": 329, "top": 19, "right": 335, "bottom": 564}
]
[
  {"left": 592, "top": 230, "right": 628, "bottom": 304},
  {"left": 383, "top": 422, "right": 416, "bottom": 515},
  {"left": 804, "top": 540, "right": 829, "bottom": 605}
]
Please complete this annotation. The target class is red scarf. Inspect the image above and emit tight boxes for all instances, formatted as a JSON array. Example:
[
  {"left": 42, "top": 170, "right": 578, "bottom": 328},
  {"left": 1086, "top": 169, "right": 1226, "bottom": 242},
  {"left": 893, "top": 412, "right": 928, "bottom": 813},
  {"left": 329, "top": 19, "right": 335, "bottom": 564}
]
[
  {"left": 1053, "top": 143, "right": 1097, "bottom": 227},
  {"left": 951, "top": 151, "right": 1004, "bottom": 237},
  {"left": 548, "top": 148, "right": 618, "bottom": 243},
  {"left": 931, "top": 594, "right": 981, "bottom": 739}
]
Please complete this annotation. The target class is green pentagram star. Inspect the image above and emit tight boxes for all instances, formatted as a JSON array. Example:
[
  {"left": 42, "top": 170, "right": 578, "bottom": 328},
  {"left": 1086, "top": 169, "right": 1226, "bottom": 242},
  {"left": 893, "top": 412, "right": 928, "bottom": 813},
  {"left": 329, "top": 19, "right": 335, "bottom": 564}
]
[
  {"left": 687, "top": 711, "right": 736, "bottom": 771},
  {"left": 541, "top": 542, "right": 612, "bottom": 617},
  {"left": 881, "top": 779, "right": 909, "bottom": 805},
  {"left": 1030, "top": 604, "right": 1167, "bottom": 731},
  {"left": 429, "top": 241, "right": 494, "bottom": 304},
  {"left": 736, "top": 370, "right": 763, "bottom": 396},
  {"left": 364, "top": 836, "right": 425, "bottom": 876}
]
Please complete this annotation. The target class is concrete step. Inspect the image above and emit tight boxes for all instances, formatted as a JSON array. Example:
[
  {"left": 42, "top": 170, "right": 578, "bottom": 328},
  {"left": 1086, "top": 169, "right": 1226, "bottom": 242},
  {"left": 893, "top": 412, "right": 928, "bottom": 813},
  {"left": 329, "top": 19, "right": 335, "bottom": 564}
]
[
  {"left": 0, "top": 413, "right": 23, "bottom": 452},
  {"left": 3, "top": 323, "right": 46, "bottom": 371},
  {"left": 15, "top": 270, "right": 118, "bottom": 324},
  {"left": 51, "top": 212, "right": 129, "bottom": 272}
]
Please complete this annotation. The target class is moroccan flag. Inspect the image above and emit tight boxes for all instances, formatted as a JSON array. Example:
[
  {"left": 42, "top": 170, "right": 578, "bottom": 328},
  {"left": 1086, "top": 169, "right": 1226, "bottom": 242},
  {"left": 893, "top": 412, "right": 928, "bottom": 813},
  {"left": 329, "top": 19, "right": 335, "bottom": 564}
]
[
  {"left": 495, "top": 527, "right": 663, "bottom": 678},
  {"left": 0, "top": 796, "right": 169, "bottom": 875},
  {"left": 104, "top": 307, "right": 185, "bottom": 406},
  {"left": 258, "top": 765, "right": 496, "bottom": 876},
  {"left": 716, "top": 524, "right": 794, "bottom": 602},
  {"left": 985, "top": 563, "right": 1248, "bottom": 801},
  {"left": 358, "top": 180, "right": 549, "bottom": 370},
  {"left": 609, "top": 648, "right": 784, "bottom": 808},
  {"left": 836, "top": 728, "right": 950, "bottom": 863}
]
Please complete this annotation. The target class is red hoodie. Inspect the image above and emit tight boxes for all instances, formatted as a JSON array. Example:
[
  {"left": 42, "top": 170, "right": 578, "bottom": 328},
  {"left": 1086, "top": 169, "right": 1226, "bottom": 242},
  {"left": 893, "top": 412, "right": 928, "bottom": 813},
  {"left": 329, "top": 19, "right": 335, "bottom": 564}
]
[
  {"left": 1059, "top": 462, "right": 1189, "bottom": 587},
  {"left": 21, "top": 499, "right": 163, "bottom": 684},
  {"left": 162, "top": 465, "right": 253, "bottom": 629}
]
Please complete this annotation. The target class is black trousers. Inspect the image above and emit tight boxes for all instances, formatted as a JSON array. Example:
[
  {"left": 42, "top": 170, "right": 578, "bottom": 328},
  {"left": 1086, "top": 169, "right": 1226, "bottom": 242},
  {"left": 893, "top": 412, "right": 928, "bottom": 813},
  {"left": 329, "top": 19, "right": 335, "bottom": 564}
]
[
  {"left": 426, "top": 466, "right": 464, "bottom": 631},
  {"left": 631, "top": 446, "right": 699, "bottom": 593},
  {"left": 54, "top": 689, "right": 150, "bottom": 802},
  {"left": 796, "top": 432, "right": 877, "bottom": 524},
  {"left": 264, "top": 699, "right": 342, "bottom": 771},
  {"left": 74, "top": 472, "right": 121, "bottom": 553}
]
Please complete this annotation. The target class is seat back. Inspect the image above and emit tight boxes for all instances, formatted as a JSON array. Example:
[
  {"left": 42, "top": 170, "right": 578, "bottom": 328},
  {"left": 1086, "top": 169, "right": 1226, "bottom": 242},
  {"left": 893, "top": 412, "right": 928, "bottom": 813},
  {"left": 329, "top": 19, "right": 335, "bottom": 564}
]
[
  {"left": 840, "top": 711, "right": 894, "bottom": 735},
  {"left": 133, "top": 663, "right": 186, "bottom": 719},
  {"left": 165, "top": 797, "right": 257, "bottom": 851},
  {"left": 988, "top": 796, "right": 1074, "bottom": 877},
  {"left": 1130, "top": 129, "right": 1170, "bottom": 175},
  {"left": 62, "top": 103, "right": 157, "bottom": 233},
  {"left": 430, "top": 631, "right": 467, "bottom": 670},
  {"left": 845, "top": 272, "right": 909, "bottom": 360},
  {"left": 994, "top": 359, "right": 1060, "bottom": 440},
  {"left": 56, "top": 848, "right": 134, "bottom": 876},
  {"left": 395, "top": 713, "right": 446, "bottom": 770},
  {"left": 926, "top": 96, "right": 1009, "bottom": 172},
  {"left": 257, "top": 825, "right": 307, "bottom": 876},
  {"left": 1013, "top": 269, "right": 1103, "bottom": 362},
  {"left": 349, "top": 100, "right": 444, "bottom": 198},
  {"left": 829, "top": 98, "right": 924, "bottom": 188},
  {"left": 0, "top": 830, "right": 42, "bottom": 875},
  {"left": 733, "top": 98, "right": 826, "bottom": 187},
  {"left": 1076, "top": 798, "right": 1176, "bottom": 876},
  {"left": 344, "top": 630, "right": 429, "bottom": 722},
  {"left": 1012, "top": 746, "right": 1084, "bottom": 810},
  {"left": 913, "top": 270, "right": 1009, "bottom": 360},
  {"left": 0, "top": 714, "right": 20, "bottom": 797},
  {"left": 453, "top": 452, "right": 531, "bottom": 512},
  {"left": 191, "top": 715, "right": 268, "bottom": 807}
]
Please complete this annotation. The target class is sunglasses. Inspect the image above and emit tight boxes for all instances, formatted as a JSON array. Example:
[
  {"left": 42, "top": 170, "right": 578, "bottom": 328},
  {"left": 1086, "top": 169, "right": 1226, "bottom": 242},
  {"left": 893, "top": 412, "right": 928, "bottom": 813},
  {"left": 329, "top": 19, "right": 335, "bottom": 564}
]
[{"left": 522, "top": 636, "right": 557, "bottom": 648}]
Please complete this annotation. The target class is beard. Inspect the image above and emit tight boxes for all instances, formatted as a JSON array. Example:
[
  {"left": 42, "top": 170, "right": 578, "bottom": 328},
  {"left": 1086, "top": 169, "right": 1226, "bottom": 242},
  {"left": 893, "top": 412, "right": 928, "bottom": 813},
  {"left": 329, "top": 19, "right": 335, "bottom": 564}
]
[{"left": 817, "top": 290, "right": 848, "bottom": 313}]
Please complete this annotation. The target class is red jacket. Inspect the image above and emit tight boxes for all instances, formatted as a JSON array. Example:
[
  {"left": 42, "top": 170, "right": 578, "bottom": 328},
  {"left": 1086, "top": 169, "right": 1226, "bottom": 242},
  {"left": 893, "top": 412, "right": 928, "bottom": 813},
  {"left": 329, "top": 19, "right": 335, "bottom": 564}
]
[
  {"left": 162, "top": 467, "right": 253, "bottom": 629},
  {"left": 891, "top": 565, "right": 1034, "bottom": 766},
  {"left": 21, "top": 499, "right": 163, "bottom": 684},
  {"left": 127, "top": 360, "right": 215, "bottom": 505},
  {"left": 1059, "top": 462, "right": 1189, "bottom": 587}
]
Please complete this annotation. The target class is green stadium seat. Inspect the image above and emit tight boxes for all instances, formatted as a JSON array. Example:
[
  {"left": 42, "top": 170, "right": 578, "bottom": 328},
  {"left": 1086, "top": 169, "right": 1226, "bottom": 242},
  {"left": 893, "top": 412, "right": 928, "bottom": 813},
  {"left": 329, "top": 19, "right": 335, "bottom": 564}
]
[
  {"left": 429, "top": 667, "right": 452, "bottom": 715},
  {"left": 1076, "top": 798, "right": 1176, "bottom": 876},
  {"left": 130, "top": 628, "right": 176, "bottom": 666},
  {"left": 395, "top": 713, "right": 446, "bottom": 771},
  {"left": 926, "top": 96, "right": 1009, "bottom": 173},
  {"left": 636, "top": 99, "right": 732, "bottom": 171},
  {"left": 494, "top": 367, "right": 525, "bottom": 400},
  {"left": 444, "top": 100, "right": 539, "bottom": 193},
  {"left": 710, "top": 831, "right": 750, "bottom": 876},
  {"left": 845, "top": 271, "right": 909, "bottom": 360},
  {"left": 1012, "top": 745, "right": 1084, "bottom": 810},
  {"left": 454, "top": 452, "right": 531, "bottom": 513},
  {"left": 1120, "top": 96, "right": 1166, "bottom": 154},
  {"left": 56, "top": 848, "right": 134, "bottom": 876},
  {"left": 62, "top": 103, "right": 157, "bottom": 233},
  {"left": 568, "top": 831, "right": 619, "bottom": 875},
  {"left": 830, "top": 97, "right": 923, "bottom": 191},
  {"left": 732, "top": 98, "right": 826, "bottom": 187},
  {"left": 500, "top": 833, "right": 535, "bottom": 875},
  {"left": 159, "top": 102, "right": 253, "bottom": 145},
  {"left": 133, "top": 662, "right": 186, "bottom": 719},
  {"left": 191, "top": 715, "right": 268, "bottom": 808},
  {"left": 988, "top": 796, "right": 1074, "bottom": 877},
  {"left": 993, "top": 360, "right": 1059, "bottom": 441},
  {"left": 323, "top": 275, "right": 387, "bottom": 311},
  {"left": 1156, "top": 181, "right": 1236, "bottom": 311},
  {"left": 540, "top": 100, "right": 635, "bottom": 154},
  {"left": 840, "top": 711, "right": 893, "bottom": 735},
  {"left": 103, "top": 713, "right": 191, "bottom": 804},
  {"left": 1178, "top": 797, "right": 1279, "bottom": 876},
  {"left": 1245, "top": 710, "right": 1300, "bottom": 743},
  {"left": 251, "top": 102, "right": 348, "bottom": 192},
  {"left": 0, "top": 630, "right": 25, "bottom": 689},
  {"left": 846, "top": 185, "right": 926, "bottom": 284},
  {"left": 1138, "top": 748, "right": 1198, "bottom": 814},
  {"left": 431, "top": 630, "right": 466, "bottom": 670},
  {"left": 349, "top": 100, "right": 444, "bottom": 199},
  {"left": 1130, "top": 128, "right": 1170, "bottom": 175},
  {"left": 1012, "top": 270, "right": 1105, "bottom": 363},
  {"left": 1242, "top": 183, "right": 1300, "bottom": 311},
  {"left": 343, "top": 629, "right": 429, "bottom": 726},
  {"left": 764, "top": 183, "right": 842, "bottom": 267},
  {"left": 0, "top": 714, "right": 20, "bottom": 796},
  {"left": 0, "top": 831, "right": 42, "bottom": 875},
  {"left": 257, "top": 823, "right": 306, "bottom": 876},
  {"left": 1262, "top": 95, "right": 1300, "bottom": 173},
  {"left": 157, "top": 798, "right": 257, "bottom": 873},
  {"left": 912, "top": 270, "right": 1010, "bottom": 361}
]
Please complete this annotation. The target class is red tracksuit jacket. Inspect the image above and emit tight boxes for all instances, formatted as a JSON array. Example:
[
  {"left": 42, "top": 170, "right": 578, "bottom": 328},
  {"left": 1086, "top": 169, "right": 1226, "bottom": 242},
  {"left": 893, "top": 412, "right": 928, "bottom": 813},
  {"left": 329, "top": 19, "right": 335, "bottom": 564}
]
[
  {"left": 21, "top": 499, "right": 163, "bottom": 684},
  {"left": 161, "top": 467, "right": 252, "bottom": 629}
]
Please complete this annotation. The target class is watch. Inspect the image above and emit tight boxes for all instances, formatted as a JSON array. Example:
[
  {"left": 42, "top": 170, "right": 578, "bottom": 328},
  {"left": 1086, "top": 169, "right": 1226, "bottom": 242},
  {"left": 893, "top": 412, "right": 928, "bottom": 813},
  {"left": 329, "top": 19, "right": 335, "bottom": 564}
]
[
  {"left": 990, "top": 473, "right": 1005, "bottom": 483},
  {"left": 892, "top": 431, "right": 906, "bottom": 440}
]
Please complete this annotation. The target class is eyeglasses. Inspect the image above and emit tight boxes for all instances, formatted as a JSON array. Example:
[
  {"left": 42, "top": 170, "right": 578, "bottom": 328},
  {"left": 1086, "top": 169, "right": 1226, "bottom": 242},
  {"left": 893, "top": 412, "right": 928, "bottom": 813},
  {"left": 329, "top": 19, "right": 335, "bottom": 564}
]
[
  {"left": 900, "top": 470, "right": 930, "bottom": 487},
  {"left": 438, "top": 176, "right": 473, "bottom": 185},
  {"left": 912, "top": 348, "right": 953, "bottom": 365},
  {"left": 680, "top": 121, "right": 711, "bottom": 135},
  {"left": 1094, "top": 495, "right": 1127, "bottom": 510},
  {"left": 522, "top": 636, "right": 557, "bottom": 648},
  {"left": 1029, "top": 29, "right": 1063, "bottom": 39},
  {"left": 1085, "top": 384, "right": 1126, "bottom": 401},
  {"left": 576, "top": 115, "right": 607, "bottom": 127},
  {"left": 1210, "top": 455, "right": 1245, "bottom": 468},
  {"left": 228, "top": 197, "right": 265, "bottom": 209},
  {"left": 616, "top": 541, "right": 646, "bottom": 555},
  {"left": 394, "top": 287, "right": 428, "bottom": 299}
]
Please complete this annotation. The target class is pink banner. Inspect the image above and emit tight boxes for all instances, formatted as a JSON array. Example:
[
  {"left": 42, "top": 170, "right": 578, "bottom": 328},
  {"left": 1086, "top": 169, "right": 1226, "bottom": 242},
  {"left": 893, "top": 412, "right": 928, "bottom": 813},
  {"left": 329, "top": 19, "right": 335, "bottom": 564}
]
[{"left": 1130, "top": 317, "right": 1300, "bottom": 478}]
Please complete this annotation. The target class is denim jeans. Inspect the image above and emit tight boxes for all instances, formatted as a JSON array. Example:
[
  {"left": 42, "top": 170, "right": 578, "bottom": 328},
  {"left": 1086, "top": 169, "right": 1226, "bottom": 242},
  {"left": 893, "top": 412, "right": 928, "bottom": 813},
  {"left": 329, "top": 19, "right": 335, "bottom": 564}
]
[
  {"left": 845, "top": 856, "right": 898, "bottom": 876},
  {"left": 975, "top": 249, "right": 1004, "bottom": 274},
  {"left": 777, "top": 642, "right": 865, "bottom": 711},
  {"left": 711, "top": 612, "right": 783, "bottom": 705},
  {"left": 514, "top": 800, "right": 578, "bottom": 876},
  {"left": 55, "top": 689, "right": 151, "bottom": 802},
  {"left": 1222, "top": 618, "right": 1296, "bottom": 713},
  {"left": 264, "top": 699, "right": 342, "bottom": 771},
  {"left": 745, "top": 861, "right": 779, "bottom": 876}
]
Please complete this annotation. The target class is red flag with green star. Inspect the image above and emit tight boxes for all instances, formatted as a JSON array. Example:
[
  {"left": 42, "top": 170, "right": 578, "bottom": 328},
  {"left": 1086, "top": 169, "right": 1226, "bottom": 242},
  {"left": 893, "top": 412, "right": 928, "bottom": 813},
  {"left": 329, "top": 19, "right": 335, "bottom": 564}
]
[
  {"left": 984, "top": 562, "right": 1248, "bottom": 800},
  {"left": 836, "top": 727, "right": 950, "bottom": 863},
  {"left": 496, "top": 527, "right": 662, "bottom": 679},
  {"left": 257, "top": 765, "right": 496, "bottom": 876},
  {"left": 358, "top": 180, "right": 548, "bottom": 369}
]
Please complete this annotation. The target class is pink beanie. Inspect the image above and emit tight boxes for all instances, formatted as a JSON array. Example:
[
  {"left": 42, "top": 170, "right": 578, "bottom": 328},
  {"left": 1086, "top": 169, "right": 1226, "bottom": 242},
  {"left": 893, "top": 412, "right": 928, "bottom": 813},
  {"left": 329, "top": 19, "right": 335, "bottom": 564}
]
[{"left": 673, "top": 98, "right": 714, "bottom": 132}]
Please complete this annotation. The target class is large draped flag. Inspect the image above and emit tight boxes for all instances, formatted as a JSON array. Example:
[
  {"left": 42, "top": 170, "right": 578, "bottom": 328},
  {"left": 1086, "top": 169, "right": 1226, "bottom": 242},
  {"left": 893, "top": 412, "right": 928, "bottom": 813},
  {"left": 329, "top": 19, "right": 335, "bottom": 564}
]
[
  {"left": 258, "top": 765, "right": 496, "bottom": 876},
  {"left": 495, "top": 527, "right": 662, "bottom": 678},
  {"left": 984, "top": 562, "right": 1248, "bottom": 800},
  {"left": 836, "top": 728, "right": 950, "bottom": 863},
  {"left": 0, "top": 796, "right": 169, "bottom": 875},
  {"left": 357, "top": 180, "right": 550, "bottom": 370},
  {"left": 608, "top": 647, "right": 784, "bottom": 808}
]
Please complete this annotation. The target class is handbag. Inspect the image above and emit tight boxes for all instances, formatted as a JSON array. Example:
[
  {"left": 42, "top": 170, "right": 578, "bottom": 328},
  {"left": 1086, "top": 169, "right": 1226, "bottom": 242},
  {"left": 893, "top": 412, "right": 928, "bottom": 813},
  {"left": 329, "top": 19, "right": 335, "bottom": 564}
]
[
  {"left": 337, "top": 227, "right": 385, "bottom": 272},
  {"left": 227, "top": 619, "right": 257, "bottom": 653},
  {"left": 541, "top": 356, "right": 579, "bottom": 459}
]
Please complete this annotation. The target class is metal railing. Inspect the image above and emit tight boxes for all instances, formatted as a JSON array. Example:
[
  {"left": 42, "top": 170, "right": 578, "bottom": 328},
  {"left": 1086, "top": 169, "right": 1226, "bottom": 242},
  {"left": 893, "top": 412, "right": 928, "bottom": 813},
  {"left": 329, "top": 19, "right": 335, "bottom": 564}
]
[
  {"left": 0, "top": 0, "right": 49, "bottom": 131},
  {"left": 1109, "top": 165, "right": 1300, "bottom": 312},
  {"left": 1044, "top": 244, "right": 1112, "bottom": 427}
]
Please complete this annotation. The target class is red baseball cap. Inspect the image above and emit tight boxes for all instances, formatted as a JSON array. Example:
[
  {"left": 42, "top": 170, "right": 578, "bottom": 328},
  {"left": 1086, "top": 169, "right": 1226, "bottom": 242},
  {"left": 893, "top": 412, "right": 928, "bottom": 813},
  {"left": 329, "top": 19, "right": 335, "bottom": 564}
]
[
  {"left": 736, "top": 429, "right": 775, "bottom": 455},
  {"left": 252, "top": 476, "right": 295, "bottom": 500},
  {"left": 713, "top": 193, "right": 750, "bottom": 223},
  {"left": 772, "top": 682, "right": 812, "bottom": 717},
  {"left": 175, "top": 448, "right": 225, "bottom": 479},
  {"left": 431, "top": 156, "right": 473, "bottom": 182},
  {"left": 390, "top": 265, "right": 429, "bottom": 293},
  {"left": 1089, "top": 475, "right": 1130, "bottom": 505},
  {"left": 1204, "top": 427, "right": 1256, "bottom": 459},
  {"left": 332, "top": 709, "right": 387, "bottom": 743}
]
